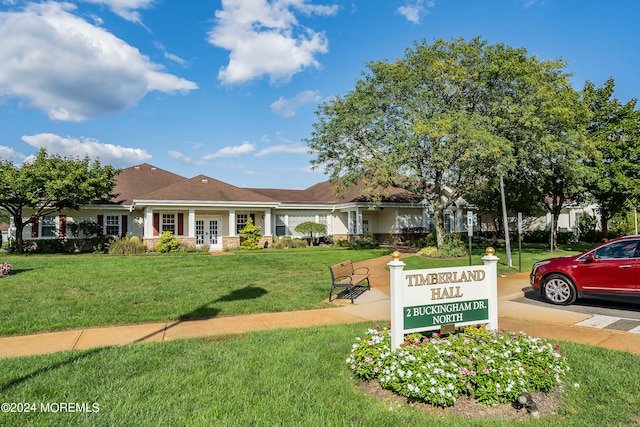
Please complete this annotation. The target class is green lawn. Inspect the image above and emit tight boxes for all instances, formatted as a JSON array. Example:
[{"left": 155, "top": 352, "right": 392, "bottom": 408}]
[
  {"left": 0, "top": 322, "right": 638, "bottom": 426},
  {"left": 0, "top": 248, "right": 391, "bottom": 336},
  {"left": 402, "top": 244, "right": 589, "bottom": 275},
  {"left": 0, "top": 244, "right": 589, "bottom": 336}
]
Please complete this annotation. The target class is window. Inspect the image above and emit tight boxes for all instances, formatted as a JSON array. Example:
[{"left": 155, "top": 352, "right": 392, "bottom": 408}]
[
  {"left": 594, "top": 240, "right": 639, "bottom": 260},
  {"left": 162, "top": 214, "right": 176, "bottom": 234},
  {"left": 287, "top": 215, "right": 327, "bottom": 237},
  {"left": 41, "top": 216, "right": 57, "bottom": 237},
  {"left": 105, "top": 215, "right": 120, "bottom": 236},
  {"left": 236, "top": 214, "right": 248, "bottom": 234},
  {"left": 275, "top": 215, "right": 287, "bottom": 236}
]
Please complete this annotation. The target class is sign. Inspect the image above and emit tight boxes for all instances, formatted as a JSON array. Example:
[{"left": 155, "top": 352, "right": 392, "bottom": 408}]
[
  {"left": 467, "top": 211, "right": 473, "bottom": 237},
  {"left": 388, "top": 251, "right": 499, "bottom": 350}
]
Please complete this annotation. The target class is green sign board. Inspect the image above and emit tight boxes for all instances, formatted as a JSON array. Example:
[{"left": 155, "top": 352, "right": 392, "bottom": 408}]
[{"left": 404, "top": 299, "right": 489, "bottom": 330}]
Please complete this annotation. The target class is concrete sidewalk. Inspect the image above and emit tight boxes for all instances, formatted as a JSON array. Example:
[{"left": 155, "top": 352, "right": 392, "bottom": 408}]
[{"left": 2, "top": 252, "right": 640, "bottom": 359}]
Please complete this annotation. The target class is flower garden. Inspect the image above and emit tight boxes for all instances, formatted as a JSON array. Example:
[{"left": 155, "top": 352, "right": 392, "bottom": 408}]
[
  {"left": 347, "top": 325, "right": 571, "bottom": 408},
  {"left": 0, "top": 262, "right": 11, "bottom": 277}
]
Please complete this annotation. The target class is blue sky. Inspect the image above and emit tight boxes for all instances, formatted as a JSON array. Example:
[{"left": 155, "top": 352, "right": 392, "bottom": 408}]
[{"left": 0, "top": 1, "right": 638, "bottom": 189}]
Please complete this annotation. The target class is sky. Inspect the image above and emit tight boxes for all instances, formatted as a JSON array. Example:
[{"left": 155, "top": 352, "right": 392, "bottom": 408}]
[{"left": 0, "top": 1, "right": 639, "bottom": 190}]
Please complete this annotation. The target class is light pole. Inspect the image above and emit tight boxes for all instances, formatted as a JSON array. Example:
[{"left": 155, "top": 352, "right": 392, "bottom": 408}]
[{"left": 498, "top": 171, "right": 513, "bottom": 267}]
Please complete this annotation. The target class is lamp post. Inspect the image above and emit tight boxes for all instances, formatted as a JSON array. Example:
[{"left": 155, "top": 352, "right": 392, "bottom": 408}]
[{"left": 498, "top": 170, "right": 513, "bottom": 267}]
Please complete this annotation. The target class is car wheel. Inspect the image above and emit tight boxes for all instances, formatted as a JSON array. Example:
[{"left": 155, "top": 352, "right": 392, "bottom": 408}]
[{"left": 543, "top": 274, "right": 577, "bottom": 305}]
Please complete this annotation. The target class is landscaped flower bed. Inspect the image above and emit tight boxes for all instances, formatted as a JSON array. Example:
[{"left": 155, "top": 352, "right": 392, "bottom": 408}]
[
  {"left": 0, "top": 262, "right": 11, "bottom": 277},
  {"left": 347, "top": 325, "right": 571, "bottom": 407}
]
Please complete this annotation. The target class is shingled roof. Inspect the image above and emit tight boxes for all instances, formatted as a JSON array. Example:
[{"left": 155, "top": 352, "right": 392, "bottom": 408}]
[
  {"left": 111, "top": 164, "right": 187, "bottom": 205},
  {"left": 111, "top": 164, "right": 423, "bottom": 206},
  {"left": 249, "top": 181, "right": 423, "bottom": 205},
  {"left": 136, "top": 175, "right": 278, "bottom": 204}
]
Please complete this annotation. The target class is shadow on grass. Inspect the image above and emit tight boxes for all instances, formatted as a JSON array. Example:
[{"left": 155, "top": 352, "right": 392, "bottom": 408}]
[
  {"left": 0, "top": 347, "right": 107, "bottom": 392},
  {"left": 179, "top": 285, "right": 268, "bottom": 320},
  {"left": 133, "top": 286, "right": 268, "bottom": 343},
  {"left": 1, "top": 286, "right": 269, "bottom": 391}
]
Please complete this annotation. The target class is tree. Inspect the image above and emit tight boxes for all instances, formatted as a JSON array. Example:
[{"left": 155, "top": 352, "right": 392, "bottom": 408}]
[
  {"left": 583, "top": 78, "right": 640, "bottom": 237},
  {"left": 0, "top": 148, "right": 119, "bottom": 253},
  {"left": 308, "top": 37, "right": 575, "bottom": 247},
  {"left": 295, "top": 221, "right": 327, "bottom": 246}
]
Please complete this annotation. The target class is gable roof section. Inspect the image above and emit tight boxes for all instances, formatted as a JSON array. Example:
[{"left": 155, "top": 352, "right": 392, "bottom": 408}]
[
  {"left": 136, "top": 175, "right": 278, "bottom": 204},
  {"left": 250, "top": 181, "right": 424, "bottom": 205},
  {"left": 112, "top": 164, "right": 187, "bottom": 205}
]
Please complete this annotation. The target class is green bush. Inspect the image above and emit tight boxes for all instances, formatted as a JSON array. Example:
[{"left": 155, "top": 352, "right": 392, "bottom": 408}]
[
  {"left": 155, "top": 231, "right": 181, "bottom": 253},
  {"left": 335, "top": 239, "right": 349, "bottom": 247},
  {"left": 109, "top": 235, "right": 147, "bottom": 254},
  {"left": 239, "top": 217, "right": 262, "bottom": 250},
  {"left": 271, "top": 236, "right": 308, "bottom": 249},
  {"left": 419, "top": 234, "right": 467, "bottom": 258}
]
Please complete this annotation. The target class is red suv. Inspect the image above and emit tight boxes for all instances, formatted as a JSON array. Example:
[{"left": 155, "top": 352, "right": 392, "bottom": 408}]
[{"left": 530, "top": 236, "right": 640, "bottom": 305}]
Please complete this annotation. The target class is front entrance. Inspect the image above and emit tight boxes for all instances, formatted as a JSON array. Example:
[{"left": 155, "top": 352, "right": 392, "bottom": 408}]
[{"left": 196, "top": 217, "right": 222, "bottom": 250}]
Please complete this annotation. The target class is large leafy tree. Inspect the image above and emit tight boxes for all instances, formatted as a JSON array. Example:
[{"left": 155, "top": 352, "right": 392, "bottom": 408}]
[
  {"left": 583, "top": 78, "right": 640, "bottom": 237},
  {"left": 307, "top": 37, "right": 577, "bottom": 247},
  {"left": 506, "top": 82, "right": 592, "bottom": 247},
  {"left": 0, "top": 148, "right": 119, "bottom": 253}
]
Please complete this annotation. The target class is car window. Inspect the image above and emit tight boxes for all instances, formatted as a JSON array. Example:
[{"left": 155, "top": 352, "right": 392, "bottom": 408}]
[{"left": 594, "top": 240, "right": 639, "bottom": 260}]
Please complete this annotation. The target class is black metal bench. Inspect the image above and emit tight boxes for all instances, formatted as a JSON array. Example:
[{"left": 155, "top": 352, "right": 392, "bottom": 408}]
[{"left": 328, "top": 260, "right": 370, "bottom": 303}]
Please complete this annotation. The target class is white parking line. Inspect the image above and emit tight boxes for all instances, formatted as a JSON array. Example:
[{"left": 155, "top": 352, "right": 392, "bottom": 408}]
[
  {"left": 629, "top": 325, "right": 640, "bottom": 334},
  {"left": 575, "top": 315, "right": 621, "bottom": 329}
]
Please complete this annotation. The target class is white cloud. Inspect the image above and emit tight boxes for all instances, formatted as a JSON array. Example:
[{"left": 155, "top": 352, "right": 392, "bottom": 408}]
[
  {"left": 255, "top": 144, "right": 308, "bottom": 157},
  {"left": 80, "top": 0, "right": 155, "bottom": 24},
  {"left": 0, "top": 2, "right": 197, "bottom": 122},
  {"left": 208, "top": 0, "right": 338, "bottom": 85},
  {"left": 271, "top": 90, "right": 321, "bottom": 117},
  {"left": 203, "top": 141, "right": 256, "bottom": 159},
  {"left": 168, "top": 150, "right": 205, "bottom": 165},
  {"left": 21, "top": 133, "right": 152, "bottom": 166},
  {"left": 397, "top": 0, "right": 435, "bottom": 24},
  {"left": 0, "top": 144, "right": 24, "bottom": 162}
]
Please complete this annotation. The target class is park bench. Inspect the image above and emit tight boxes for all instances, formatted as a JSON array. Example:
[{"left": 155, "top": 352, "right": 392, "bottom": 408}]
[{"left": 328, "top": 260, "right": 370, "bottom": 304}]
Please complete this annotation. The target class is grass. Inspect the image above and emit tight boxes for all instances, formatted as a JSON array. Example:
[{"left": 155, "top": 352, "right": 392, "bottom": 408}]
[
  {"left": 0, "top": 322, "right": 639, "bottom": 426},
  {"left": 0, "top": 248, "right": 391, "bottom": 336},
  {"left": 0, "top": 244, "right": 590, "bottom": 336},
  {"left": 402, "top": 243, "right": 590, "bottom": 276}
]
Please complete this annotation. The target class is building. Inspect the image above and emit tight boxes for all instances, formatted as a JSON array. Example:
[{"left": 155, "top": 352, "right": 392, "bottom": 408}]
[{"left": 19, "top": 163, "right": 476, "bottom": 250}]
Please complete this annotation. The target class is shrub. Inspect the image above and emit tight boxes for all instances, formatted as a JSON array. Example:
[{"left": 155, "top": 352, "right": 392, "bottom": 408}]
[
  {"left": 109, "top": 235, "right": 147, "bottom": 254},
  {"left": 523, "top": 229, "right": 549, "bottom": 244},
  {"left": 399, "top": 227, "right": 432, "bottom": 247},
  {"left": 349, "top": 231, "right": 379, "bottom": 250},
  {"left": 418, "top": 234, "right": 467, "bottom": 258},
  {"left": 335, "top": 239, "right": 349, "bottom": 247},
  {"left": 0, "top": 262, "right": 11, "bottom": 277},
  {"left": 239, "top": 217, "right": 262, "bottom": 250},
  {"left": 271, "top": 236, "right": 308, "bottom": 249},
  {"left": 155, "top": 231, "right": 181, "bottom": 253},
  {"left": 347, "top": 325, "right": 571, "bottom": 407}
]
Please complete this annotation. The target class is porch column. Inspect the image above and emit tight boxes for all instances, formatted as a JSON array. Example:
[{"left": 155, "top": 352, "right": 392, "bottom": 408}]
[
  {"left": 356, "top": 208, "right": 363, "bottom": 234},
  {"left": 456, "top": 207, "right": 463, "bottom": 232},
  {"left": 348, "top": 211, "right": 354, "bottom": 234},
  {"left": 263, "top": 209, "right": 272, "bottom": 236},
  {"left": 228, "top": 209, "right": 236, "bottom": 236},
  {"left": 188, "top": 209, "right": 195, "bottom": 237},
  {"left": 422, "top": 207, "right": 429, "bottom": 229},
  {"left": 144, "top": 207, "right": 154, "bottom": 238}
]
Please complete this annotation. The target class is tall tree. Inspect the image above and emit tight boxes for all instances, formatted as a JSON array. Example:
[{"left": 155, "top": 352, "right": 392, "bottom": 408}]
[
  {"left": 0, "top": 148, "right": 119, "bottom": 253},
  {"left": 583, "top": 78, "right": 640, "bottom": 237},
  {"left": 307, "top": 37, "right": 576, "bottom": 247}
]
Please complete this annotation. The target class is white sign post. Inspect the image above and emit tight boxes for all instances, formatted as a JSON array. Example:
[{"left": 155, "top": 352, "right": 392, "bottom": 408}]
[{"left": 388, "top": 249, "right": 499, "bottom": 350}]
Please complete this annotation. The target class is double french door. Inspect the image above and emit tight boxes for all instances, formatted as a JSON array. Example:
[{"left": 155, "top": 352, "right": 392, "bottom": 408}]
[{"left": 196, "top": 217, "right": 221, "bottom": 250}]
